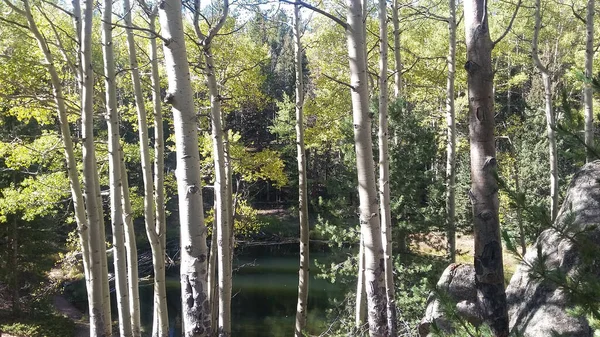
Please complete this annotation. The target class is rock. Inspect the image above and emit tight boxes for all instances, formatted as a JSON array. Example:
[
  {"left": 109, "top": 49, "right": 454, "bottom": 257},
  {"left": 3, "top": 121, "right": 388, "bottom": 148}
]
[
  {"left": 419, "top": 264, "right": 481, "bottom": 336},
  {"left": 420, "top": 161, "right": 600, "bottom": 336},
  {"left": 506, "top": 161, "right": 600, "bottom": 337}
]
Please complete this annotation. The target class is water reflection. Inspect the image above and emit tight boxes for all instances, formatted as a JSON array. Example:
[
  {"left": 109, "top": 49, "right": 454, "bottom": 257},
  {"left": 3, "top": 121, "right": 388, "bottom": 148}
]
[{"left": 137, "top": 251, "right": 343, "bottom": 336}]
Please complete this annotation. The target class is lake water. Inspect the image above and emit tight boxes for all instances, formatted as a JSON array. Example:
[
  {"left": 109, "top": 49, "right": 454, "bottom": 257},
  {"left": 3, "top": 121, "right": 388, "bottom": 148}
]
[{"left": 136, "top": 251, "right": 344, "bottom": 337}]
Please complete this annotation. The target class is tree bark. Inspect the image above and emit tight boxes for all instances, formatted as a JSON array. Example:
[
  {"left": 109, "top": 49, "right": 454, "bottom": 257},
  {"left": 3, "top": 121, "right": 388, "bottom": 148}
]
[
  {"left": 446, "top": 0, "right": 457, "bottom": 263},
  {"left": 392, "top": 0, "right": 402, "bottom": 99},
  {"left": 355, "top": 235, "right": 367, "bottom": 330},
  {"left": 81, "top": 0, "right": 110, "bottom": 333},
  {"left": 121, "top": 0, "right": 157, "bottom": 334},
  {"left": 146, "top": 9, "right": 169, "bottom": 337},
  {"left": 292, "top": 5, "right": 310, "bottom": 336},
  {"left": 346, "top": 0, "right": 388, "bottom": 335},
  {"left": 208, "top": 215, "right": 218, "bottom": 335},
  {"left": 158, "top": 0, "right": 211, "bottom": 335},
  {"left": 377, "top": 0, "right": 396, "bottom": 334},
  {"left": 205, "top": 46, "right": 232, "bottom": 336},
  {"left": 584, "top": 0, "right": 594, "bottom": 162},
  {"left": 102, "top": 1, "right": 133, "bottom": 334},
  {"left": 191, "top": 2, "right": 230, "bottom": 334},
  {"left": 532, "top": 0, "right": 559, "bottom": 221},
  {"left": 16, "top": 0, "right": 100, "bottom": 332},
  {"left": 120, "top": 150, "right": 141, "bottom": 337},
  {"left": 463, "top": 0, "right": 508, "bottom": 335}
]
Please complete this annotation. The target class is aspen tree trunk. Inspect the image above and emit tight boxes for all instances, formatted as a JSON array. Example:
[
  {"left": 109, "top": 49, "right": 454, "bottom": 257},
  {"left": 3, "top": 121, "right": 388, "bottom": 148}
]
[
  {"left": 446, "top": 0, "right": 457, "bottom": 262},
  {"left": 224, "top": 128, "right": 235, "bottom": 336},
  {"left": 224, "top": 131, "right": 235, "bottom": 268},
  {"left": 355, "top": 235, "right": 367, "bottom": 329},
  {"left": 148, "top": 11, "right": 169, "bottom": 337},
  {"left": 377, "top": 0, "right": 396, "bottom": 334},
  {"left": 584, "top": 0, "right": 595, "bottom": 162},
  {"left": 512, "top": 159, "right": 526, "bottom": 255},
  {"left": 392, "top": 0, "right": 402, "bottom": 98},
  {"left": 532, "top": 0, "right": 559, "bottom": 221},
  {"left": 464, "top": 0, "right": 508, "bottom": 335},
  {"left": 208, "top": 217, "right": 218, "bottom": 334},
  {"left": 292, "top": 5, "right": 310, "bottom": 336},
  {"left": 346, "top": 0, "right": 388, "bottom": 335},
  {"left": 122, "top": 0, "right": 158, "bottom": 334},
  {"left": 205, "top": 46, "right": 232, "bottom": 337},
  {"left": 102, "top": 1, "right": 133, "bottom": 334},
  {"left": 158, "top": 1, "right": 211, "bottom": 335},
  {"left": 81, "top": 0, "right": 110, "bottom": 333},
  {"left": 191, "top": 1, "right": 230, "bottom": 334},
  {"left": 119, "top": 150, "right": 141, "bottom": 336},
  {"left": 15, "top": 1, "right": 101, "bottom": 334}
]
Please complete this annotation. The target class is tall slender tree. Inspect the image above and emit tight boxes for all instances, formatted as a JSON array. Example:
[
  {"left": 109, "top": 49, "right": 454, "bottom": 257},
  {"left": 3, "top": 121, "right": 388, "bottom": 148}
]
[
  {"left": 7, "top": 0, "right": 103, "bottom": 335},
  {"left": 346, "top": 0, "right": 388, "bottom": 334},
  {"left": 191, "top": 0, "right": 231, "bottom": 334},
  {"left": 139, "top": 3, "right": 170, "bottom": 334},
  {"left": 377, "top": 0, "right": 396, "bottom": 334},
  {"left": 122, "top": 0, "right": 161, "bottom": 335},
  {"left": 292, "top": 4, "right": 310, "bottom": 336},
  {"left": 392, "top": 0, "right": 402, "bottom": 98},
  {"left": 102, "top": 0, "right": 132, "bottom": 334},
  {"left": 355, "top": 236, "right": 366, "bottom": 329},
  {"left": 464, "top": 0, "right": 508, "bottom": 335},
  {"left": 158, "top": 0, "right": 211, "bottom": 335},
  {"left": 119, "top": 150, "right": 141, "bottom": 337},
  {"left": 446, "top": 0, "right": 457, "bottom": 262},
  {"left": 532, "top": 0, "right": 559, "bottom": 221},
  {"left": 81, "top": 0, "right": 111, "bottom": 333}
]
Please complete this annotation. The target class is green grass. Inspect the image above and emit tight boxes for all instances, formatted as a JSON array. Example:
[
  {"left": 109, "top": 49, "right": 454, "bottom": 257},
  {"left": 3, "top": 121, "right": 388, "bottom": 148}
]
[{"left": 0, "top": 313, "right": 76, "bottom": 337}]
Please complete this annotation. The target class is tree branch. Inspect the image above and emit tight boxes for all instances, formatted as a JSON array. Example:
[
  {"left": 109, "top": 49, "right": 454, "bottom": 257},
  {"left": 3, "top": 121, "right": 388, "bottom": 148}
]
[
  {"left": 323, "top": 73, "right": 355, "bottom": 91},
  {"left": 279, "top": 0, "right": 348, "bottom": 30},
  {"left": 492, "top": 0, "right": 522, "bottom": 46}
]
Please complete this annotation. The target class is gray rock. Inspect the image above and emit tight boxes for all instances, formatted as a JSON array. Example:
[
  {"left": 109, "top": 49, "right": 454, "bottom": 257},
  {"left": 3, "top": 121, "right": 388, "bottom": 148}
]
[
  {"left": 419, "top": 264, "right": 481, "bottom": 336},
  {"left": 506, "top": 161, "right": 600, "bottom": 337},
  {"left": 420, "top": 161, "right": 600, "bottom": 336}
]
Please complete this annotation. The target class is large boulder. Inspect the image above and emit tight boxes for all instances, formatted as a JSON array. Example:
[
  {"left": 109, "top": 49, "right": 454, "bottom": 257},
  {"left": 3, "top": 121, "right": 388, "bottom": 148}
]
[
  {"left": 506, "top": 160, "right": 600, "bottom": 337},
  {"left": 420, "top": 161, "right": 600, "bottom": 336},
  {"left": 418, "top": 264, "right": 481, "bottom": 336}
]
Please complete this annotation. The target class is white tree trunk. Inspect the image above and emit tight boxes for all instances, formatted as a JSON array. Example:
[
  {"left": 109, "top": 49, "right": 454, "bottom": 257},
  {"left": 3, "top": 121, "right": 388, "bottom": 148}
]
[
  {"left": 532, "top": 0, "right": 559, "bottom": 221},
  {"left": 446, "top": 0, "right": 457, "bottom": 262},
  {"left": 17, "top": 1, "right": 101, "bottom": 334},
  {"left": 120, "top": 150, "right": 141, "bottom": 337},
  {"left": 464, "top": 0, "right": 508, "bottom": 334},
  {"left": 584, "top": 0, "right": 595, "bottom": 162},
  {"left": 204, "top": 46, "right": 232, "bottom": 337},
  {"left": 81, "top": 0, "right": 110, "bottom": 334},
  {"left": 392, "top": 0, "right": 402, "bottom": 99},
  {"left": 158, "top": 1, "right": 211, "bottom": 335},
  {"left": 102, "top": 1, "right": 132, "bottom": 334},
  {"left": 355, "top": 234, "right": 366, "bottom": 330},
  {"left": 190, "top": 2, "right": 230, "bottom": 334},
  {"left": 121, "top": 0, "right": 157, "bottom": 334},
  {"left": 346, "top": 0, "right": 388, "bottom": 335},
  {"left": 147, "top": 11, "right": 169, "bottom": 337},
  {"left": 377, "top": 0, "right": 396, "bottom": 334},
  {"left": 208, "top": 215, "right": 218, "bottom": 333},
  {"left": 292, "top": 5, "right": 310, "bottom": 336}
]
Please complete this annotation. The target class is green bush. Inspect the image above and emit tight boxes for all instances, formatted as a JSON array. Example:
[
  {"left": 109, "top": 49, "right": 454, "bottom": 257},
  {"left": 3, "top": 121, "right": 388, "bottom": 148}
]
[{"left": 0, "top": 314, "right": 75, "bottom": 337}]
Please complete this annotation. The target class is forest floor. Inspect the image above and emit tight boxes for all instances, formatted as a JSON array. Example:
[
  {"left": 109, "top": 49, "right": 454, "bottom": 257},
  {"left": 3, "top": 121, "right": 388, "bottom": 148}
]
[
  {"left": 414, "top": 232, "right": 521, "bottom": 282},
  {"left": 52, "top": 295, "right": 89, "bottom": 337}
]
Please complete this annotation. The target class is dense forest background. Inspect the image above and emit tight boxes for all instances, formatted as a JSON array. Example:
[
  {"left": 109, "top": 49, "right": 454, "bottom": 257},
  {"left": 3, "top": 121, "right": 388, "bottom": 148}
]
[{"left": 0, "top": 0, "right": 598, "bottom": 335}]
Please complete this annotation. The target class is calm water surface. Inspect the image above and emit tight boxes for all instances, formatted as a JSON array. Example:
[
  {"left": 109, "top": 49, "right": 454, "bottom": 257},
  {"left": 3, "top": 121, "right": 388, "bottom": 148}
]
[{"left": 136, "top": 251, "right": 344, "bottom": 337}]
